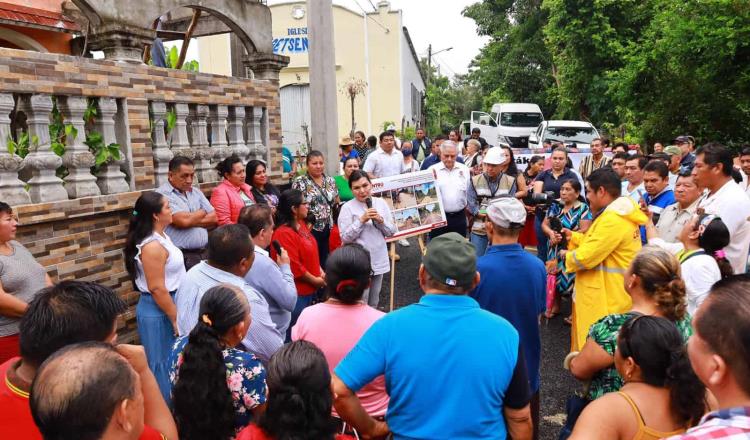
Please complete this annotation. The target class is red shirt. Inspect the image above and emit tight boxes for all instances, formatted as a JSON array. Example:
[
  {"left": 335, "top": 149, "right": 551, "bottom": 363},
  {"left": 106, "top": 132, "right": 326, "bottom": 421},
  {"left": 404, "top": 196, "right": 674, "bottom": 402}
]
[
  {"left": 0, "top": 357, "right": 166, "bottom": 440},
  {"left": 329, "top": 224, "right": 342, "bottom": 253},
  {"left": 271, "top": 223, "right": 321, "bottom": 296},
  {"left": 237, "top": 424, "right": 354, "bottom": 440}
]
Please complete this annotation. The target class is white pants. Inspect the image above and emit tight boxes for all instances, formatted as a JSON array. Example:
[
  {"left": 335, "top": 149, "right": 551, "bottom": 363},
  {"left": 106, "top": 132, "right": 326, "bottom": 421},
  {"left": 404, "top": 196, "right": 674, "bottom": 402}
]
[{"left": 362, "top": 273, "right": 385, "bottom": 308}]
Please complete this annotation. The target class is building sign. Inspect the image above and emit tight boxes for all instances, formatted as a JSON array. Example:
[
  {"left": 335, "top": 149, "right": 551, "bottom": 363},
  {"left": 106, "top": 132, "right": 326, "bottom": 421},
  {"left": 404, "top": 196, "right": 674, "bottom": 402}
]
[{"left": 273, "top": 28, "right": 309, "bottom": 54}]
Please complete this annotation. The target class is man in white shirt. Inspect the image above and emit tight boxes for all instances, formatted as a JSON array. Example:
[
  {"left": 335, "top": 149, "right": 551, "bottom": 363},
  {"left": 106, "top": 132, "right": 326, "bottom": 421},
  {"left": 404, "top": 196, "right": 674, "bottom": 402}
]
[
  {"left": 428, "top": 140, "right": 471, "bottom": 239},
  {"left": 693, "top": 142, "right": 750, "bottom": 274},
  {"left": 738, "top": 147, "right": 750, "bottom": 197},
  {"left": 622, "top": 154, "right": 647, "bottom": 202},
  {"left": 363, "top": 131, "right": 404, "bottom": 179}
]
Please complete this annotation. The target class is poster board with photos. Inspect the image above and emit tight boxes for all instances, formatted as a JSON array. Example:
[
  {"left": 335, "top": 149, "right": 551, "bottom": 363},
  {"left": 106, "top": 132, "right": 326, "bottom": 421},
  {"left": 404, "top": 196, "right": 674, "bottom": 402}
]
[{"left": 371, "top": 170, "right": 447, "bottom": 240}]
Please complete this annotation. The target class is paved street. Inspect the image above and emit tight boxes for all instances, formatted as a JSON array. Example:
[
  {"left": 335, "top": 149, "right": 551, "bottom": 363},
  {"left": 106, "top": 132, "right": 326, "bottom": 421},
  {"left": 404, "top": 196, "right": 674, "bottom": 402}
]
[{"left": 374, "top": 237, "right": 579, "bottom": 440}]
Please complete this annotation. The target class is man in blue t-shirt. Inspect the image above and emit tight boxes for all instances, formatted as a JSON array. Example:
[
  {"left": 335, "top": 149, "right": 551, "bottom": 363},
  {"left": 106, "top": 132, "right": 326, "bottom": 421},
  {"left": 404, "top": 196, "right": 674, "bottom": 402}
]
[
  {"left": 332, "top": 233, "right": 532, "bottom": 440},
  {"left": 470, "top": 196, "right": 546, "bottom": 439},
  {"left": 642, "top": 159, "right": 676, "bottom": 225}
]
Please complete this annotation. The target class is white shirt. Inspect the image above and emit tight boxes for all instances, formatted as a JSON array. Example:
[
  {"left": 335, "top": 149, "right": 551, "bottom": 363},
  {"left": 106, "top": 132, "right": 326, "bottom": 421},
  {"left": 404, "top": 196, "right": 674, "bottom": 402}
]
[
  {"left": 668, "top": 172, "right": 679, "bottom": 190},
  {"left": 134, "top": 232, "right": 185, "bottom": 293},
  {"left": 337, "top": 197, "right": 397, "bottom": 275},
  {"left": 429, "top": 161, "right": 471, "bottom": 213},
  {"left": 648, "top": 238, "right": 721, "bottom": 315},
  {"left": 363, "top": 147, "right": 404, "bottom": 178},
  {"left": 740, "top": 169, "right": 750, "bottom": 197},
  {"left": 622, "top": 181, "right": 645, "bottom": 203},
  {"left": 403, "top": 158, "right": 421, "bottom": 173},
  {"left": 698, "top": 179, "right": 750, "bottom": 274}
]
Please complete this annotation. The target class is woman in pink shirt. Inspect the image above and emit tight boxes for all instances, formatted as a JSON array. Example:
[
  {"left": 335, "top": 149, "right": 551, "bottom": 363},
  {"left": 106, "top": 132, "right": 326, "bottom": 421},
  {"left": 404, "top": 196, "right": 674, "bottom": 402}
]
[
  {"left": 210, "top": 155, "right": 255, "bottom": 225},
  {"left": 292, "top": 244, "right": 389, "bottom": 419}
]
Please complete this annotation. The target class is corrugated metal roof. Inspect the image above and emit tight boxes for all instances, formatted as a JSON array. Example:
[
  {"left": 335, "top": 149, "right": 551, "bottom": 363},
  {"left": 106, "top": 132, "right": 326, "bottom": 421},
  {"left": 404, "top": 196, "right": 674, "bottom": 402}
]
[{"left": 0, "top": 2, "right": 79, "bottom": 32}]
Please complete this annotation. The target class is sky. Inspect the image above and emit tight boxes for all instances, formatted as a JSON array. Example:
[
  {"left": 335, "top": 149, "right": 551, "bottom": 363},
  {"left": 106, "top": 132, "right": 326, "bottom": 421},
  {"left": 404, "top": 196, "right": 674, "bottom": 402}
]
[
  {"left": 269, "top": 0, "right": 489, "bottom": 77},
  {"left": 151, "top": 1, "right": 488, "bottom": 78}
]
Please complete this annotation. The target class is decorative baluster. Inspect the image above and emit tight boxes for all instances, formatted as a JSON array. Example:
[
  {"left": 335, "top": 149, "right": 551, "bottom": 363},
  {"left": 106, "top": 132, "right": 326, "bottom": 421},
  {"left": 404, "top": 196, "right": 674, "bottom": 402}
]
[
  {"left": 22, "top": 94, "right": 67, "bottom": 202},
  {"left": 59, "top": 96, "right": 100, "bottom": 198},
  {"left": 0, "top": 94, "right": 30, "bottom": 205},
  {"left": 94, "top": 97, "right": 130, "bottom": 194},
  {"left": 246, "top": 106, "right": 267, "bottom": 161},
  {"left": 227, "top": 106, "right": 249, "bottom": 161},
  {"left": 209, "top": 105, "right": 231, "bottom": 170},
  {"left": 170, "top": 103, "right": 194, "bottom": 160},
  {"left": 150, "top": 101, "right": 173, "bottom": 187},
  {"left": 190, "top": 104, "right": 213, "bottom": 183}
]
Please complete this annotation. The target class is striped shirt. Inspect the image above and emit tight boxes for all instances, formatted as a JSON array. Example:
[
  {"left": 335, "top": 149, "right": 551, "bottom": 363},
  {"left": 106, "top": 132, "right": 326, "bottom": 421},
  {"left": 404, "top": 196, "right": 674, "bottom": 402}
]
[
  {"left": 175, "top": 261, "right": 283, "bottom": 363},
  {"left": 578, "top": 154, "right": 611, "bottom": 179}
]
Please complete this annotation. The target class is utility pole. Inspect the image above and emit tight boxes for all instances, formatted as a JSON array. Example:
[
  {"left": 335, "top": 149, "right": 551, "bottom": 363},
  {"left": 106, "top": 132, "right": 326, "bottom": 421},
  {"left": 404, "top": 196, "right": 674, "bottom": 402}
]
[
  {"left": 307, "top": 0, "right": 339, "bottom": 176},
  {"left": 427, "top": 44, "right": 431, "bottom": 85}
]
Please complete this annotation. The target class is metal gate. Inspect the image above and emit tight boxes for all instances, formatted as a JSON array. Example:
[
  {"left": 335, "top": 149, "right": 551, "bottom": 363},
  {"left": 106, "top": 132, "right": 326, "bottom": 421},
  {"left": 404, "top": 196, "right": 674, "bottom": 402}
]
[{"left": 280, "top": 84, "right": 311, "bottom": 154}]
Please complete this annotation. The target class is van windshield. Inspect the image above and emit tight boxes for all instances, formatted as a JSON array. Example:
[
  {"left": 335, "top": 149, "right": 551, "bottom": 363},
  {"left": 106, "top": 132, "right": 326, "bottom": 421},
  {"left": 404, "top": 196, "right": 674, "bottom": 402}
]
[
  {"left": 545, "top": 126, "right": 596, "bottom": 144},
  {"left": 500, "top": 112, "right": 544, "bottom": 127}
]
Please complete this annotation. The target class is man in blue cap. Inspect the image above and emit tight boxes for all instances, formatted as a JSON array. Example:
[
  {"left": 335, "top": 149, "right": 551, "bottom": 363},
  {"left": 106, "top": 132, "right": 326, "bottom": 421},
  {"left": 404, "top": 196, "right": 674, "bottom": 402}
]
[{"left": 332, "top": 233, "right": 533, "bottom": 440}]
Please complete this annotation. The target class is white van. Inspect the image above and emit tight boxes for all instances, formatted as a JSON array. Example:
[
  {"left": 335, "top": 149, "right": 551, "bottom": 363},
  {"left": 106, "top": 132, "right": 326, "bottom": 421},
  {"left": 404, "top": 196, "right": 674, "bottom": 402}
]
[
  {"left": 528, "top": 120, "right": 600, "bottom": 150},
  {"left": 469, "top": 103, "right": 544, "bottom": 148}
]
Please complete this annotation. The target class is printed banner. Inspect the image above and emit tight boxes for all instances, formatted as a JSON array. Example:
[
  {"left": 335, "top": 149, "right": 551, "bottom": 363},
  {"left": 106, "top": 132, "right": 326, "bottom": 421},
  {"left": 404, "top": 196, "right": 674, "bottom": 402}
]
[
  {"left": 371, "top": 170, "right": 447, "bottom": 240},
  {"left": 509, "top": 149, "right": 613, "bottom": 172}
]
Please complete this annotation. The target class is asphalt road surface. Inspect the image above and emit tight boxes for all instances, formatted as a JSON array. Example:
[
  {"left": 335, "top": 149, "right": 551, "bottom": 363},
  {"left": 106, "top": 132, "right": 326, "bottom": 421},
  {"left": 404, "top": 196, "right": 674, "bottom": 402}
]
[{"left": 373, "top": 237, "right": 579, "bottom": 440}]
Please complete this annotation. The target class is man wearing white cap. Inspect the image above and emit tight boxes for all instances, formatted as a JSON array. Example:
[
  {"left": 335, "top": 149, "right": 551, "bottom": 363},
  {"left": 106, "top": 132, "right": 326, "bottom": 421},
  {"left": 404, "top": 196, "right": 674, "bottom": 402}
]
[
  {"left": 429, "top": 140, "right": 471, "bottom": 238},
  {"left": 467, "top": 147, "right": 519, "bottom": 256},
  {"left": 470, "top": 196, "right": 547, "bottom": 439}
]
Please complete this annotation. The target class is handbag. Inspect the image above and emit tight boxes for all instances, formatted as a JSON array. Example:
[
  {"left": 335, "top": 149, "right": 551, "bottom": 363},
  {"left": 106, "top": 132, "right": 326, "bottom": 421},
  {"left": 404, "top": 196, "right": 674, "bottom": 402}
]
[{"left": 546, "top": 274, "right": 557, "bottom": 313}]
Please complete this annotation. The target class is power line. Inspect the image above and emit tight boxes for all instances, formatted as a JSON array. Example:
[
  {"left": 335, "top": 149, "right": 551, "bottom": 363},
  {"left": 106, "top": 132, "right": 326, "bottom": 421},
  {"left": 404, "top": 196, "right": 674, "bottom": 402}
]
[{"left": 350, "top": 0, "right": 390, "bottom": 33}]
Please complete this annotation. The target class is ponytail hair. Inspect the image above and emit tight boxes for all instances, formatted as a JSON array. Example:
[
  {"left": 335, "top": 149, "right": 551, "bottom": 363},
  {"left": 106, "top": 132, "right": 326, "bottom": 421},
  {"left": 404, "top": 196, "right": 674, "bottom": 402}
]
[
  {"left": 123, "top": 192, "right": 166, "bottom": 288},
  {"left": 325, "top": 244, "right": 372, "bottom": 304},
  {"left": 617, "top": 315, "right": 706, "bottom": 426},
  {"left": 695, "top": 214, "right": 733, "bottom": 279},
  {"left": 631, "top": 247, "right": 687, "bottom": 321},
  {"left": 258, "top": 340, "right": 338, "bottom": 440},
  {"left": 172, "top": 284, "right": 249, "bottom": 440}
]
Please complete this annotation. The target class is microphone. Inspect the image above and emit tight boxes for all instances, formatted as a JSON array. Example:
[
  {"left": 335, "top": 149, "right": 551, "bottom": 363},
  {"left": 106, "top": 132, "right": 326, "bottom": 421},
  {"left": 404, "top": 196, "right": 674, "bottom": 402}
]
[{"left": 365, "top": 197, "right": 373, "bottom": 224}]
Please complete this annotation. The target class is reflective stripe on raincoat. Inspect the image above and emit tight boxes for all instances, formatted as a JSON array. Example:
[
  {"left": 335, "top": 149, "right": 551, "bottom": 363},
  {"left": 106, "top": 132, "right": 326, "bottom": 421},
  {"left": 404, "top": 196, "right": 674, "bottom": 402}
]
[{"left": 565, "top": 196, "right": 647, "bottom": 351}]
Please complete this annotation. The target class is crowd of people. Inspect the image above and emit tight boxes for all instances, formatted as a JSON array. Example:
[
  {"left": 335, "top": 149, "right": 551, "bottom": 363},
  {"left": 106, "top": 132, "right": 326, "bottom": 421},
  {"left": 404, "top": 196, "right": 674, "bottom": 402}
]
[{"left": 0, "top": 124, "right": 749, "bottom": 440}]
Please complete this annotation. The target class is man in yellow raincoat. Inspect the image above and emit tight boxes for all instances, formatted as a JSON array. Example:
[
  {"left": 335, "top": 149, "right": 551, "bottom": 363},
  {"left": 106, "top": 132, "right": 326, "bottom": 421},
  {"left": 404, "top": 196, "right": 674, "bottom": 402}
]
[{"left": 561, "top": 168, "right": 647, "bottom": 351}]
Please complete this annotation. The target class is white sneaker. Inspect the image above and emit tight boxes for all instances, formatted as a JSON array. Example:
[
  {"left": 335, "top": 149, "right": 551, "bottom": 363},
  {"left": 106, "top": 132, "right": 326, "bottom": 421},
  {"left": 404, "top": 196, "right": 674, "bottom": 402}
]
[{"left": 398, "top": 238, "right": 410, "bottom": 247}]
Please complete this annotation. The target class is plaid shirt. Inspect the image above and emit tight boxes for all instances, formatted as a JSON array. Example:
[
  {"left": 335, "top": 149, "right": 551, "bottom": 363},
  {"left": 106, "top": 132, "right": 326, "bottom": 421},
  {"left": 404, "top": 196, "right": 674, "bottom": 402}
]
[{"left": 664, "top": 406, "right": 750, "bottom": 440}]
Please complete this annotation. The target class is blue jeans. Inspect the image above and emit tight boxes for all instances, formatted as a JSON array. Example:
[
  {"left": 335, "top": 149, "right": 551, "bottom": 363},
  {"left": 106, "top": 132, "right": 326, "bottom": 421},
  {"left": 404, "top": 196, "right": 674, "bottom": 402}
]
[
  {"left": 535, "top": 215, "right": 548, "bottom": 263},
  {"left": 287, "top": 294, "right": 315, "bottom": 341},
  {"left": 136, "top": 292, "right": 176, "bottom": 405},
  {"left": 470, "top": 233, "right": 489, "bottom": 257}
]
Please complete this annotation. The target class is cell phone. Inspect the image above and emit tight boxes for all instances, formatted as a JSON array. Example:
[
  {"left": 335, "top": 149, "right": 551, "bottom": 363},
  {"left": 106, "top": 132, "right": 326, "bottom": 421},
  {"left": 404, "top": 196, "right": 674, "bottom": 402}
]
[{"left": 271, "top": 240, "right": 282, "bottom": 255}]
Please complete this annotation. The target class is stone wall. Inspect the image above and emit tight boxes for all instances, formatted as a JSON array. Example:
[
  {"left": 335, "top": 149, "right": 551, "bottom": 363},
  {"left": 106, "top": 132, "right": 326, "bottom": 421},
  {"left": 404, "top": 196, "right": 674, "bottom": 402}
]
[
  {"left": 0, "top": 47, "right": 285, "bottom": 187},
  {"left": 0, "top": 47, "right": 285, "bottom": 342}
]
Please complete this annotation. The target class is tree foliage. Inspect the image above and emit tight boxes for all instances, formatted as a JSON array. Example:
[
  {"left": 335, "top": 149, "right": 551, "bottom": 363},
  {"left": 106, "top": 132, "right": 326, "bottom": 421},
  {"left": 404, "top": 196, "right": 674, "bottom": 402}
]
[
  {"left": 420, "top": 58, "right": 482, "bottom": 135},
  {"left": 464, "top": 0, "right": 750, "bottom": 146}
]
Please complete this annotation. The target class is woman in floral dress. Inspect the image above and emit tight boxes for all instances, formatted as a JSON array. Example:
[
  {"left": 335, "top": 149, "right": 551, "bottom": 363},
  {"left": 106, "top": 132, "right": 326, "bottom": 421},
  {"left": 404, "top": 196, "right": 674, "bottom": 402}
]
[
  {"left": 292, "top": 150, "right": 339, "bottom": 266},
  {"left": 169, "top": 285, "right": 267, "bottom": 439},
  {"left": 541, "top": 179, "right": 592, "bottom": 319}
]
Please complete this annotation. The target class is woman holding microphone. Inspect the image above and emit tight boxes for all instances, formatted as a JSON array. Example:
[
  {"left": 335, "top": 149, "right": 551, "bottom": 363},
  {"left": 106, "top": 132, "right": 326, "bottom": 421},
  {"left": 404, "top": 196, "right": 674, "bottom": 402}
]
[{"left": 337, "top": 170, "right": 396, "bottom": 308}]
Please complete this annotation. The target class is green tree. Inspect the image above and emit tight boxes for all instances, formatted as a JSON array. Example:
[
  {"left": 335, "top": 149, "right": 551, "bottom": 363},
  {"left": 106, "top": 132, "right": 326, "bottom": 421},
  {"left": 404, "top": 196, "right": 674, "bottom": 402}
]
[
  {"left": 609, "top": 0, "right": 750, "bottom": 146},
  {"left": 420, "top": 58, "right": 483, "bottom": 135},
  {"left": 464, "top": 0, "right": 557, "bottom": 116}
]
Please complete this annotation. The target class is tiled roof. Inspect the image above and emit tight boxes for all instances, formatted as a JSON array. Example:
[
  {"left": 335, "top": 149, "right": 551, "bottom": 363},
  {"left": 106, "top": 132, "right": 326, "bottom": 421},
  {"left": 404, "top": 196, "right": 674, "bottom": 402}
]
[{"left": 0, "top": 2, "right": 79, "bottom": 32}]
